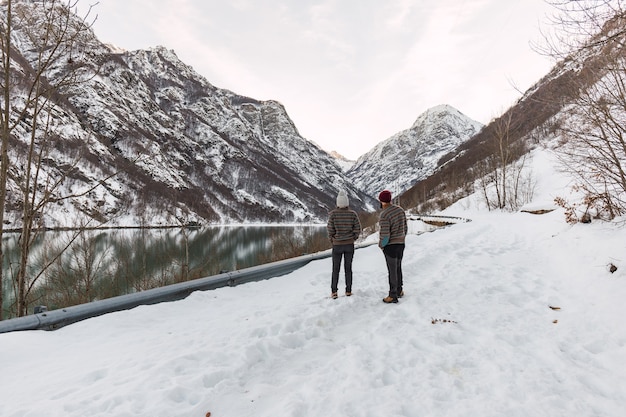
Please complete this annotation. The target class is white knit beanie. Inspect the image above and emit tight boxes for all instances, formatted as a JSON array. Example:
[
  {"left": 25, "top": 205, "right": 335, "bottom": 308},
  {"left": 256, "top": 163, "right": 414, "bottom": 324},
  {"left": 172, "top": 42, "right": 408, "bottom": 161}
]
[{"left": 336, "top": 190, "right": 349, "bottom": 208}]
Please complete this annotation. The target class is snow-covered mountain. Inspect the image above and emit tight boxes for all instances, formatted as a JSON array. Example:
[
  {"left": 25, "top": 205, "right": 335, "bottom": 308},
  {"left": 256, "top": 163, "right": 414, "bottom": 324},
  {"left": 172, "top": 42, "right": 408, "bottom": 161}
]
[
  {"left": 347, "top": 105, "right": 483, "bottom": 196},
  {"left": 329, "top": 151, "right": 355, "bottom": 172},
  {"left": 2, "top": 3, "right": 375, "bottom": 228},
  {"left": 396, "top": 13, "right": 626, "bottom": 214}
]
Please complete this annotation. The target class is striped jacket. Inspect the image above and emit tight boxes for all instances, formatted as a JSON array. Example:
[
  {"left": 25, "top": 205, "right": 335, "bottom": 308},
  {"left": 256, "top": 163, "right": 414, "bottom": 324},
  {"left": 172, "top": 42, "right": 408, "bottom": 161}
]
[
  {"left": 327, "top": 207, "right": 361, "bottom": 245},
  {"left": 378, "top": 204, "right": 407, "bottom": 247}
]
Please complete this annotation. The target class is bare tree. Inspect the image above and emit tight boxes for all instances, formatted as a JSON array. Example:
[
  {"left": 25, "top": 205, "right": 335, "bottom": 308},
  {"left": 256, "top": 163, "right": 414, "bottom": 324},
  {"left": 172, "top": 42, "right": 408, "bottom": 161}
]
[
  {"left": 41, "top": 229, "right": 113, "bottom": 307},
  {"left": 477, "top": 113, "right": 535, "bottom": 211},
  {"left": 556, "top": 63, "right": 626, "bottom": 219},
  {"left": 0, "top": 0, "right": 12, "bottom": 321},
  {"left": 0, "top": 0, "right": 104, "bottom": 317},
  {"left": 537, "top": 1, "right": 626, "bottom": 59},
  {"left": 542, "top": 1, "right": 626, "bottom": 220}
]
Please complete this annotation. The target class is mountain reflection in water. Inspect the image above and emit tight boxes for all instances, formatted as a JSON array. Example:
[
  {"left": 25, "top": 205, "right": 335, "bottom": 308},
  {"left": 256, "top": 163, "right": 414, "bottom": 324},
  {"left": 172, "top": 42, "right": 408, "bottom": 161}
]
[{"left": 1, "top": 225, "right": 328, "bottom": 318}]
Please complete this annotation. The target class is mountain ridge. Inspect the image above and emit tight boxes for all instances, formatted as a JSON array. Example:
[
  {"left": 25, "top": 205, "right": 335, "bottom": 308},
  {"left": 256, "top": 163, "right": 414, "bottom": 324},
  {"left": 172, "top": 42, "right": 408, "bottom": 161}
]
[
  {"left": 2, "top": 3, "right": 491, "bottom": 229},
  {"left": 3, "top": 4, "right": 377, "bottom": 228},
  {"left": 347, "top": 104, "right": 483, "bottom": 196}
]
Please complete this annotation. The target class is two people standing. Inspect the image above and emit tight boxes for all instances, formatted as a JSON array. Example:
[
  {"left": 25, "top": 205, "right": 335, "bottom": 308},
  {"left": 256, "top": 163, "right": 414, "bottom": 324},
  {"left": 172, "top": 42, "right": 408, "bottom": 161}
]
[{"left": 327, "top": 189, "right": 407, "bottom": 303}]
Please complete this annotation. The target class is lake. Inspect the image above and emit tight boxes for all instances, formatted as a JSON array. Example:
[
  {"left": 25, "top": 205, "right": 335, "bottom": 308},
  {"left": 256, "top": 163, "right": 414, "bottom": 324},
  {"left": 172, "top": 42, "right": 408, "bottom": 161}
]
[{"left": 1, "top": 225, "right": 329, "bottom": 319}]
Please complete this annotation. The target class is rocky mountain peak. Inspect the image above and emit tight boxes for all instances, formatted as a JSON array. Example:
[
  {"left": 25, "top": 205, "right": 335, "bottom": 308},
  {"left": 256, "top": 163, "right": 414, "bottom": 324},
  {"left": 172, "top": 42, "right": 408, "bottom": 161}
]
[
  {"left": 347, "top": 105, "right": 483, "bottom": 196},
  {"left": 329, "top": 151, "right": 355, "bottom": 172}
]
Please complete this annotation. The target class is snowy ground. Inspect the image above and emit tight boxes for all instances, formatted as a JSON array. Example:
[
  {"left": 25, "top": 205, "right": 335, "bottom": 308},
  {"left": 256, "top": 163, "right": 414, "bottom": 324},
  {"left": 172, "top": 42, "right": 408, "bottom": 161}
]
[{"left": 1, "top": 149, "right": 626, "bottom": 417}]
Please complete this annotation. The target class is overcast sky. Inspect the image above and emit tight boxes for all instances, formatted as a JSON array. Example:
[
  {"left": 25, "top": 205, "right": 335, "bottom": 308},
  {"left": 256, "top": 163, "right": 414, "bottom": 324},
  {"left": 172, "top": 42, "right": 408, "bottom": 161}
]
[{"left": 77, "top": 0, "right": 557, "bottom": 159}]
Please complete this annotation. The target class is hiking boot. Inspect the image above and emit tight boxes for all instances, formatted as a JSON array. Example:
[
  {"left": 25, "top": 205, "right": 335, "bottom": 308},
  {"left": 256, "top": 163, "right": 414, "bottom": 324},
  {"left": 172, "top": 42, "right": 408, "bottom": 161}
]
[
  {"left": 382, "top": 296, "right": 398, "bottom": 303},
  {"left": 345, "top": 291, "right": 352, "bottom": 297},
  {"left": 331, "top": 292, "right": 338, "bottom": 299},
  {"left": 398, "top": 290, "right": 404, "bottom": 298}
]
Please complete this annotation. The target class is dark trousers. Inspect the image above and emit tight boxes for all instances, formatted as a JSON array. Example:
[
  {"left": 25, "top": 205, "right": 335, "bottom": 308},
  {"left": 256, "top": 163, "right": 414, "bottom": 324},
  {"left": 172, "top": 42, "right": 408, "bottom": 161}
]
[
  {"left": 331, "top": 244, "right": 355, "bottom": 293},
  {"left": 383, "top": 244, "right": 405, "bottom": 298}
]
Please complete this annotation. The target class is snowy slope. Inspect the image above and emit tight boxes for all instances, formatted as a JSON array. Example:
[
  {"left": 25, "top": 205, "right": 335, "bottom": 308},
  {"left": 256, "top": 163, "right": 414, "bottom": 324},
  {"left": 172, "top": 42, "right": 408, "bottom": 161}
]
[
  {"left": 1, "top": 147, "right": 625, "bottom": 417},
  {"left": 329, "top": 150, "right": 355, "bottom": 172},
  {"left": 348, "top": 105, "right": 483, "bottom": 195},
  {"left": 2, "top": 3, "right": 374, "bottom": 228}
]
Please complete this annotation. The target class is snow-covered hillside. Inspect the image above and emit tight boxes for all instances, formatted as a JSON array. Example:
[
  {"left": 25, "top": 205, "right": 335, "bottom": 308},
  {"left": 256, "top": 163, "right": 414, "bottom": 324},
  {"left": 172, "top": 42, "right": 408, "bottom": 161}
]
[
  {"left": 3, "top": 3, "right": 374, "bottom": 228},
  {"left": 329, "top": 150, "right": 355, "bottom": 172},
  {"left": 348, "top": 105, "right": 483, "bottom": 196},
  {"left": 1, "top": 147, "right": 625, "bottom": 417}
]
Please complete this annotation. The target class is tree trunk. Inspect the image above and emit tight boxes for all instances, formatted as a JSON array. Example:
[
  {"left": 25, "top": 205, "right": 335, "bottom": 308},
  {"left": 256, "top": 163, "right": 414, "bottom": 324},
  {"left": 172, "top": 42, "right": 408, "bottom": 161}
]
[{"left": 0, "top": 0, "right": 12, "bottom": 320}]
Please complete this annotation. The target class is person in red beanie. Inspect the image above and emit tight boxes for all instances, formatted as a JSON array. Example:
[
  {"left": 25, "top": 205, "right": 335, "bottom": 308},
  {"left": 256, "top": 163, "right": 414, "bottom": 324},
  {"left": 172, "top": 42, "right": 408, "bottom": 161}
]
[{"left": 377, "top": 189, "right": 407, "bottom": 303}]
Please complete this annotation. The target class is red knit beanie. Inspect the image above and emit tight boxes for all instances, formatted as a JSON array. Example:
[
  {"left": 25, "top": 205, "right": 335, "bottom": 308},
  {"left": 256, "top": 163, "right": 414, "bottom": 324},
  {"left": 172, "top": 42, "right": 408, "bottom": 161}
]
[{"left": 378, "top": 190, "right": 392, "bottom": 203}]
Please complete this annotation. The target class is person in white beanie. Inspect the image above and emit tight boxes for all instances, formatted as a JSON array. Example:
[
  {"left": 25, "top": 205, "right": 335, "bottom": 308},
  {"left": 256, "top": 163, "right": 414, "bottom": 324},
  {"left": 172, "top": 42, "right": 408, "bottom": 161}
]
[{"left": 326, "top": 190, "right": 361, "bottom": 299}]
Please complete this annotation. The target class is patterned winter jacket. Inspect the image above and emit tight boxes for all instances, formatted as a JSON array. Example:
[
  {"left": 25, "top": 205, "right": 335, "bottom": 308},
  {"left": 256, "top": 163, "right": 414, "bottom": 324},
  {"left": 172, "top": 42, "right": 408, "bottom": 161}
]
[
  {"left": 378, "top": 204, "right": 407, "bottom": 248},
  {"left": 327, "top": 207, "right": 361, "bottom": 245}
]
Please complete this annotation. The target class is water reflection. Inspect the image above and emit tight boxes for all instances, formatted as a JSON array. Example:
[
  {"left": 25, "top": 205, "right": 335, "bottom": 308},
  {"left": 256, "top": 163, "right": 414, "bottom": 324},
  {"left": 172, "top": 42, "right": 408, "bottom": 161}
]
[{"left": 1, "top": 225, "right": 328, "bottom": 318}]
